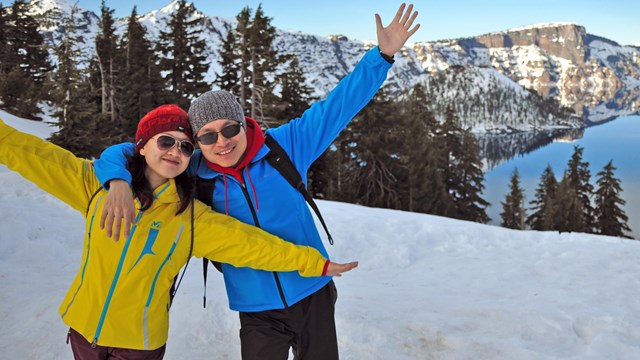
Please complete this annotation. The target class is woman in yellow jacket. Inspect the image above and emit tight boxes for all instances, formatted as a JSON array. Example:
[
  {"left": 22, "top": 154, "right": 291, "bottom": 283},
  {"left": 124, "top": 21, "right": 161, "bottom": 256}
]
[{"left": 0, "top": 105, "right": 357, "bottom": 359}]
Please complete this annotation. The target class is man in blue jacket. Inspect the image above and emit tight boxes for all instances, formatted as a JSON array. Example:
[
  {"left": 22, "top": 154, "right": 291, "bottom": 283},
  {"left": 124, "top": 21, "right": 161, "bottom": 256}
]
[{"left": 95, "top": 3, "right": 420, "bottom": 359}]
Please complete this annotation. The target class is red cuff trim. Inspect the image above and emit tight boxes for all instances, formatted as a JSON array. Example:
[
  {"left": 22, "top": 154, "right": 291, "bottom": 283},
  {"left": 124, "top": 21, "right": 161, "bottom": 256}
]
[{"left": 322, "top": 260, "right": 330, "bottom": 276}]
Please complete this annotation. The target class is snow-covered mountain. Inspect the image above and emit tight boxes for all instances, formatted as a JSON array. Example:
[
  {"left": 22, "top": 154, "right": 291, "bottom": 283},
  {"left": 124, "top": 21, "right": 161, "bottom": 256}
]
[
  {"left": 26, "top": 0, "right": 100, "bottom": 62},
  {"left": 24, "top": 0, "right": 640, "bottom": 131},
  {"left": 413, "top": 23, "right": 640, "bottom": 123},
  {"left": 420, "top": 65, "right": 583, "bottom": 133}
]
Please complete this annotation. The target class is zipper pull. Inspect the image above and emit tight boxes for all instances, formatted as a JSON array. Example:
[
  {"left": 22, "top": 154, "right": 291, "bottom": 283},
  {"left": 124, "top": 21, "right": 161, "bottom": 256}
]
[{"left": 91, "top": 338, "right": 98, "bottom": 349}]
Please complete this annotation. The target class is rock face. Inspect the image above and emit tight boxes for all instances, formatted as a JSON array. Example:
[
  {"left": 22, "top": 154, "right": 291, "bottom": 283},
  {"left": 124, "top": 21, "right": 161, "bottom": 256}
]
[
  {"left": 473, "top": 24, "right": 587, "bottom": 64},
  {"left": 413, "top": 23, "right": 640, "bottom": 121}
]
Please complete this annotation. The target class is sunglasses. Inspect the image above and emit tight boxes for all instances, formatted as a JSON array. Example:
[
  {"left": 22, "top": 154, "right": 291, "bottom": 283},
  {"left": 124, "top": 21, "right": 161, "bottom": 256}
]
[
  {"left": 196, "top": 124, "right": 243, "bottom": 145},
  {"left": 153, "top": 135, "right": 195, "bottom": 157}
]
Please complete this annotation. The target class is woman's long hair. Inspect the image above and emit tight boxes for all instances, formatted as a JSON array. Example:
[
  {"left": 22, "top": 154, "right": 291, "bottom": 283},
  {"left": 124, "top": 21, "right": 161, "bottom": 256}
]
[{"left": 126, "top": 153, "right": 195, "bottom": 214}]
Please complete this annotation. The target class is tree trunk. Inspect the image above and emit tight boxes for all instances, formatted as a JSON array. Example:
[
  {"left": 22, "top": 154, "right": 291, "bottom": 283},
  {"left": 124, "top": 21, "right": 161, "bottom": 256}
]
[
  {"left": 110, "top": 61, "right": 117, "bottom": 123},
  {"left": 97, "top": 52, "right": 108, "bottom": 114}
]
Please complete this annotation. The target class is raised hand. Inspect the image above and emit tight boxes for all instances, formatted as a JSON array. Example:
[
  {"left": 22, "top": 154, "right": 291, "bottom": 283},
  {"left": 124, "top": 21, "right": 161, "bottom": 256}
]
[
  {"left": 375, "top": 3, "right": 421, "bottom": 56},
  {"left": 325, "top": 261, "right": 359, "bottom": 277},
  {"left": 99, "top": 179, "right": 136, "bottom": 241}
]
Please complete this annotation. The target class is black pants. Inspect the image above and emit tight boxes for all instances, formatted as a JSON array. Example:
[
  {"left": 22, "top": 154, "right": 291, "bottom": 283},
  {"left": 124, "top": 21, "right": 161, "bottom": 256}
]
[
  {"left": 67, "top": 328, "right": 166, "bottom": 360},
  {"left": 239, "top": 280, "right": 339, "bottom": 360}
]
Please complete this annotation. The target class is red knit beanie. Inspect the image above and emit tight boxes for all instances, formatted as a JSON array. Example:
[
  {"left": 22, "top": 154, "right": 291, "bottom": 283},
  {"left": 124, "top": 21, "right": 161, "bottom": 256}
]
[{"left": 135, "top": 104, "right": 193, "bottom": 153}]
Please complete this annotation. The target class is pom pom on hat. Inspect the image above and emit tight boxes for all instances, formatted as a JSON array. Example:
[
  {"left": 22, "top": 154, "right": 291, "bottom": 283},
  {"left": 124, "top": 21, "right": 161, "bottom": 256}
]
[{"left": 135, "top": 104, "right": 192, "bottom": 153}]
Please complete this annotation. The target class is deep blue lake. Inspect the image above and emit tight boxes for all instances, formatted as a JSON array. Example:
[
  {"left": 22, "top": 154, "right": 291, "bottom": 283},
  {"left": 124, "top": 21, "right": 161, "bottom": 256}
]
[{"left": 482, "top": 115, "right": 639, "bottom": 239}]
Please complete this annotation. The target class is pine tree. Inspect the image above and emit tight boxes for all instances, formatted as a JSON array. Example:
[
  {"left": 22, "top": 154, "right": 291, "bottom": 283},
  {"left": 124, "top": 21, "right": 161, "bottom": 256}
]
[
  {"left": 419, "top": 147, "right": 455, "bottom": 216},
  {"left": 48, "top": 7, "right": 101, "bottom": 158},
  {"left": 246, "top": 4, "right": 282, "bottom": 122},
  {"left": 231, "top": 7, "right": 252, "bottom": 105},
  {"left": 6, "top": 0, "right": 50, "bottom": 84},
  {"left": 399, "top": 83, "right": 453, "bottom": 215},
  {"left": 336, "top": 89, "right": 402, "bottom": 209},
  {"left": 114, "top": 6, "right": 167, "bottom": 138},
  {"left": 0, "top": 3, "right": 10, "bottom": 74},
  {"left": 95, "top": 0, "right": 118, "bottom": 119},
  {"left": 213, "top": 25, "right": 241, "bottom": 92},
  {"left": 214, "top": 5, "right": 285, "bottom": 124},
  {"left": 456, "top": 130, "right": 491, "bottom": 223},
  {"left": 500, "top": 168, "right": 526, "bottom": 229},
  {"left": 0, "top": 65, "right": 32, "bottom": 112},
  {"left": 566, "top": 145, "right": 595, "bottom": 232},
  {"left": 273, "top": 55, "right": 314, "bottom": 125},
  {"left": 157, "top": 0, "right": 209, "bottom": 109},
  {"left": 0, "top": 0, "right": 50, "bottom": 117},
  {"left": 441, "top": 106, "right": 490, "bottom": 223},
  {"left": 526, "top": 165, "right": 557, "bottom": 230},
  {"left": 547, "top": 173, "right": 587, "bottom": 233},
  {"left": 399, "top": 83, "right": 431, "bottom": 212},
  {"left": 593, "top": 160, "right": 632, "bottom": 239}
]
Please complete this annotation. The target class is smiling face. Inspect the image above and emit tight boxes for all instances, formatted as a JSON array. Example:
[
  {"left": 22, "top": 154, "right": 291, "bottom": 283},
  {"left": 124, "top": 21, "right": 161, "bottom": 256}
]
[
  {"left": 140, "top": 130, "right": 193, "bottom": 189},
  {"left": 196, "top": 119, "right": 247, "bottom": 168}
]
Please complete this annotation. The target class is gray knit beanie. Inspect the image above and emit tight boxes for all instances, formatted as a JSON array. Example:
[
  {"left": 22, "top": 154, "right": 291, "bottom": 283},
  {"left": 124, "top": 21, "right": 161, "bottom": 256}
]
[{"left": 188, "top": 90, "right": 245, "bottom": 136}]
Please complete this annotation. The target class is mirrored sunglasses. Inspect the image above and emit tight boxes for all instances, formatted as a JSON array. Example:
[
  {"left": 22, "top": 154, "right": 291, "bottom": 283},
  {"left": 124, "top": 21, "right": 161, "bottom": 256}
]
[
  {"left": 154, "top": 135, "right": 195, "bottom": 157},
  {"left": 196, "top": 124, "right": 243, "bottom": 145}
]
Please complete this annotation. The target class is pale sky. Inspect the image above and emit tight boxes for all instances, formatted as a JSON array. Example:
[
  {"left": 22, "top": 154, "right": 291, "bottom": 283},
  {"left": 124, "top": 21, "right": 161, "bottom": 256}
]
[{"left": 76, "top": 0, "right": 640, "bottom": 46}]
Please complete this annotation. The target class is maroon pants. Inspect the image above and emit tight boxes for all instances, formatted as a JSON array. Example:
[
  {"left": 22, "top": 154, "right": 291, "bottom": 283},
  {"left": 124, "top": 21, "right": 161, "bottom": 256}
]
[
  {"left": 67, "top": 328, "right": 166, "bottom": 360},
  {"left": 239, "top": 280, "right": 339, "bottom": 360}
]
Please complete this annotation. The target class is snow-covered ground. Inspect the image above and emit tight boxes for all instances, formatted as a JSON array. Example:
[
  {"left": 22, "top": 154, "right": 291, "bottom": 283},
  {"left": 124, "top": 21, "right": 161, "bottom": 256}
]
[{"left": 1, "top": 108, "right": 639, "bottom": 359}]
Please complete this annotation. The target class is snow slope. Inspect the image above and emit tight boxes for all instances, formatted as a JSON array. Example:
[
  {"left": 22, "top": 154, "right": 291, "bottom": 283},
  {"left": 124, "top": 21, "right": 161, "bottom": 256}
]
[{"left": 1, "top": 109, "right": 639, "bottom": 359}]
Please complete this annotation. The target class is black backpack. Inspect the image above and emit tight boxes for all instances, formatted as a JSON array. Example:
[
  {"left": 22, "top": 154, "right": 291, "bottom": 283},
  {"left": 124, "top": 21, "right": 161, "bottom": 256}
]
[{"left": 197, "top": 134, "right": 333, "bottom": 307}]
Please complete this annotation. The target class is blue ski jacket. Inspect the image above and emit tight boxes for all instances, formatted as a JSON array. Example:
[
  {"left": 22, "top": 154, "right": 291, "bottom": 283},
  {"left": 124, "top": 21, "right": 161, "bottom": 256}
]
[{"left": 94, "top": 46, "right": 392, "bottom": 312}]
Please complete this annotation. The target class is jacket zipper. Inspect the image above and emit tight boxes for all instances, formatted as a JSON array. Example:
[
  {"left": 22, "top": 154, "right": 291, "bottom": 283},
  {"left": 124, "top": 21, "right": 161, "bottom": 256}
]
[
  {"left": 240, "top": 183, "right": 289, "bottom": 308},
  {"left": 61, "top": 197, "right": 104, "bottom": 320},
  {"left": 91, "top": 211, "right": 143, "bottom": 347}
]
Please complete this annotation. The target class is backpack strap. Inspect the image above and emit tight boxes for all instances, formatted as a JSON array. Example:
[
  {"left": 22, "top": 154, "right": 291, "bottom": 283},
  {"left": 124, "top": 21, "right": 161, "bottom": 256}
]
[
  {"left": 169, "top": 199, "right": 194, "bottom": 308},
  {"left": 264, "top": 134, "right": 334, "bottom": 245},
  {"left": 196, "top": 177, "right": 222, "bottom": 308},
  {"left": 194, "top": 157, "right": 222, "bottom": 308}
]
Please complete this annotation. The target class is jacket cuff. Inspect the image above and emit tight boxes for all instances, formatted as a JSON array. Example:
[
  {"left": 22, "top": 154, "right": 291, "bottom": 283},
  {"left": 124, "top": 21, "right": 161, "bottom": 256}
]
[
  {"left": 321, "top": 260, "right": 330, "bottom": 276},
  {"left": 379, "top": 50, "right": 395, "bottom": 64}
]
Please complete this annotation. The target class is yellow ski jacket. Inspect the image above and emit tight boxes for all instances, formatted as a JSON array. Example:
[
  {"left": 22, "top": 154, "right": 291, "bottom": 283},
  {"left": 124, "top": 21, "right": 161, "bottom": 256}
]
[{"left": 0, "top": 120, "right": 328, "bottom": 350}]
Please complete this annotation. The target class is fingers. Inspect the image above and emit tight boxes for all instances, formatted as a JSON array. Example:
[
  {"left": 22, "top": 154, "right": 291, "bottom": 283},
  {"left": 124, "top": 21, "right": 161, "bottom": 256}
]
[
  {"left": 100, "top": 205, "right": 108, "bottom": 230},
  {"left": 112, "top": 207, "right": 135, "bottom": 241},
  {"left": 99, "top": 181, "right": 136, "bottom": 241},
  {"left": 399, "top": 3, "right": 413, "bottom": 25},
  {"left": 338, "top": 261, "right": 359, "bottom": 276},
  {"left": 326, "top": 261, "right": 359, "bottom": 276},
  {"left": 112, "top": 215, "right": 122, "bottom": 242},
  {"left": 104, "top": 212, "right": 114, "bottom": 238},
  {"left": 408, "top": 23, "right": 421, "bottom": 37},
  {"left": 404, "top": 9, "right": 419, "bottom": 30},
  {"left": 375, "top": 13, "right": 383, "bottom": 32},
  {"left": 123, "top": 214, "right": 133, "bottom": 239},
  {"left": 392, "top": 3, "right": 406, "bottom": 23}
]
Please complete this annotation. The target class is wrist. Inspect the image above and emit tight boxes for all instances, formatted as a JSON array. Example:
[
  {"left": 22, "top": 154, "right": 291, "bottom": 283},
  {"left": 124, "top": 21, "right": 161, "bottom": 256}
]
[
  {"left": 107, "top": 179, "right": 132, "bottom": 191},
  {"left": 379, "top": 49, "right": 395, "bottom": 64}
]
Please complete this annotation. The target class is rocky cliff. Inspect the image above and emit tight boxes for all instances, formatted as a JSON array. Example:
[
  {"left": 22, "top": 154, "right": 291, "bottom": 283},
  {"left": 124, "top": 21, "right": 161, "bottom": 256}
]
[
  {"left": 413, "top": 23, "right": 640, "bottom": 121},
  {"left": 472, "top": 23, "right": 587, "bottom": 64}
]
